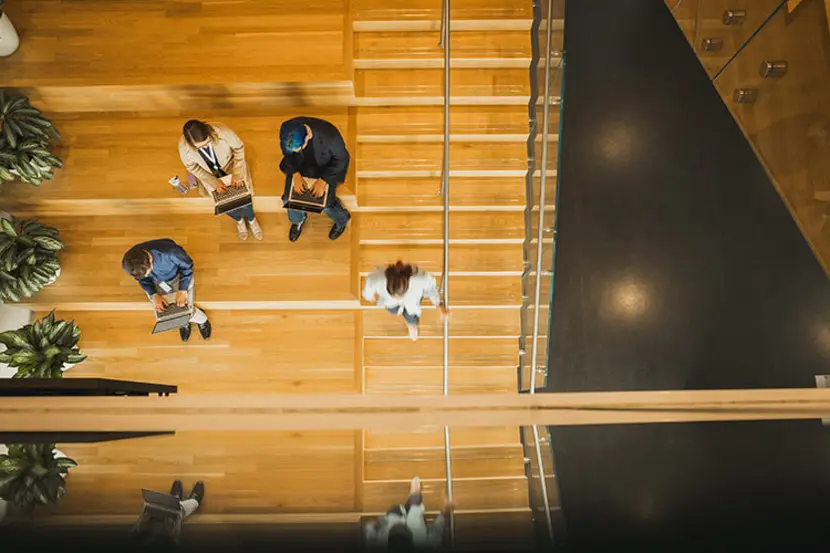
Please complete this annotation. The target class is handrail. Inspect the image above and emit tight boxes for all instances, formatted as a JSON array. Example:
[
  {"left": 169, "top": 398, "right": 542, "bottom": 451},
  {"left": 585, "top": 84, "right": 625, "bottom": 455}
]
[
  {"left": 439, "top": 0, "right": 455, "bottom": 547},
  {"left": 529, "top": 0, "right": 555, "bottom": 395},
  {"left": 532, "top": 424, "right": 555, "bottom": 544}
]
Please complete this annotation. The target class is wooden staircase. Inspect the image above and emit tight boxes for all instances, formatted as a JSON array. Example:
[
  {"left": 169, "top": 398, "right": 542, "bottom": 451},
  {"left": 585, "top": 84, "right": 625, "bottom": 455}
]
[{"left": 0, "top": 0, "right": 562, "bottom": 548}]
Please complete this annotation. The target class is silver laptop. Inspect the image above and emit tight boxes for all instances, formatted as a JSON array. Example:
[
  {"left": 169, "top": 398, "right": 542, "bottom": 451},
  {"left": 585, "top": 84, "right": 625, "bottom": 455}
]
[
  {"left": 212, "top": 176, "right": 252, "bottom": 216},
  {"left": 152, "top": 303, "right": 193, "bottom": 334},
  {"left": 141, "top": 488, "right": 181, "bottom": 520}
]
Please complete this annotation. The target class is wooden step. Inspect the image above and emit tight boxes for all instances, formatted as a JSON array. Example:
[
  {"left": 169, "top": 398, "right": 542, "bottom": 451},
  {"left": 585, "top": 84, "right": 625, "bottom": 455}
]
[
  {"left": 359, "top": 211, "right": 525, "bottom": 241},
  {"left": 363, "top": 306, "right": 520, "bottom": 336},
  {"left": 363, "top": 476, "right": 529, "bottom": 512},
  {"left": 357, "top": 177, "right": 529, "bottom": 207},
  {"left": 365, "top": 427, "right": 521, "bottom": 449},
  {"left": 355, "top": 30, "right": 532, "bottom": 59},
  {"left": 356, "top": 105, "right": 532, "bottom": 135},
  {"left": 364, "top": 336, "right": 517, "bottom": 367},
  {"left": 1, "top": 111, "right": 350, "bottom": 203},
  {"left": 353, "top": 0, "right": 533, "bottom": 21},
  {"left": 49, "top": 430, "right": 357, "bottom": 515},
  {"left": 360, "top": 273, "right": 522, "bottom": 304},
  {"left": 52, "top": 310, "right": 358, "bottom": 395},
  {"left": 357, "top": 141, "right": 528, "bottom": 172},
  {"left": 356, "top": 68, "right": 530, "bottom": 97},
  {"left": 359, "top": 243, "right": 524, "bottom": 273},
  {"left": 453, "top": 510, "right": 536, "bottom": 550},
  {"left": 25, "top": 213, "right": 352, "bottom": 305},
  {"left": 365, "top": 365, "right": 517, "bottom": 395},
  {"left": 2, "top": 1, "right": 351, "bottom": 112},
  {"left": 364, "top": 445, "right": 525, "bottom": 480}
]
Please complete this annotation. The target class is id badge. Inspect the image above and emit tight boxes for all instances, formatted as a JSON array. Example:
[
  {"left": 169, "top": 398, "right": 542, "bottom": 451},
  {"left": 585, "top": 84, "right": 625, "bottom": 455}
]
[{"left": 158, "top": 281, "right": 173, "bottom": 294}]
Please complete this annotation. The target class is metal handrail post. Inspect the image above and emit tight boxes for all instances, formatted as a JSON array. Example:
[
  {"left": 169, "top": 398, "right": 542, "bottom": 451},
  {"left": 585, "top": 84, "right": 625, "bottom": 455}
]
[
  {"left": 530, "top": 0, "right": 554, "bottom": 394},
  {"left": 532, "top": 424, "right": 555, "bottom": 543},
  {"left": 440, "top": 0, "right": 454, "bottom": 546}
]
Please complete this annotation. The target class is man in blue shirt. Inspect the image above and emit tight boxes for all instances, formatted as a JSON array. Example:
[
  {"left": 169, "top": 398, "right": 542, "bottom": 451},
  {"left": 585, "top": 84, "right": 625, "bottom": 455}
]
[{"left": 122, "top": 239, "right": 211, "bottom": 342}]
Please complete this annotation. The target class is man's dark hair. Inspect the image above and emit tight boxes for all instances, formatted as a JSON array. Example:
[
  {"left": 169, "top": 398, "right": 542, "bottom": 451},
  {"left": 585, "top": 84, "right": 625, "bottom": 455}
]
[
  {"left": 387, "top": 523, "right": 414, "bottom": 553},
  {"left": 123, "top": 247, "right": 151, "bottom": 279}
]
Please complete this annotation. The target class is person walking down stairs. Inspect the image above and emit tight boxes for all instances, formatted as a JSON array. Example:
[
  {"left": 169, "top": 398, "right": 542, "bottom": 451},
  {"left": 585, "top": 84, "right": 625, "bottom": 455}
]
[
  {"left": 279, "top": 116, "right": 351, "bottom": 242},
  {"left": 178, "top": 119, "right": 264, "bottom": 241},
  {"left": 362, "top": 261, "right": 449, "bottom": 342},
  {"left": 122, "top": 239, "right": 212, "bottom": 343},
  {"left": 364, "top": 476, "right": 456, "bottom": 551},
  {"left": 130, "top": 480, "right": 205, "bottom": 552}
]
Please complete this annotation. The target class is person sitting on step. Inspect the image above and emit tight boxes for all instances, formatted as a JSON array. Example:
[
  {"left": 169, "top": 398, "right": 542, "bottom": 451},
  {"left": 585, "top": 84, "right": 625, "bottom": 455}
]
[
  {"left": 130, "top": 480, "right": 205, "bottom": 552},
  {"left": 178, "top": 119, "right": 263, "bottom": 241},
  {"left": 362, "top": 261, "right": 449, "bottom": 342},
  {"left": 363, "top": 476, "right": 455, "bottom": 551},
  {"left": 122, "top": 239, "right": 212, "bottom": 343},
  {"left": 278, "top": 116, "right": 351, "bottom": 242}
]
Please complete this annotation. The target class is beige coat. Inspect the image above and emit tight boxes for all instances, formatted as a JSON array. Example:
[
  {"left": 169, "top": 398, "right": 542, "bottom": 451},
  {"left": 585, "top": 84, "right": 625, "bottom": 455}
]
[{"left": 177, "top": 123, "right": 254, "bottom": 196}]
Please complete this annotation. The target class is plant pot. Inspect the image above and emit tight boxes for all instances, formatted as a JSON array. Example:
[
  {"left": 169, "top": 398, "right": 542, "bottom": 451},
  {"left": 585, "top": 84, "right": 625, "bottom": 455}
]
[{"left": 0, "top": 12, "right": 20, "bottom": 57}]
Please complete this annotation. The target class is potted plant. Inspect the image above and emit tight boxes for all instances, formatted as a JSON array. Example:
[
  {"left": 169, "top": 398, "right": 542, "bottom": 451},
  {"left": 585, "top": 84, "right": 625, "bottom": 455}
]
[
  {"left": 0, "top": 0, "right": 20, "bottom": 57},
  {"left": 0, "top": 311, "right": 86, "bottom": 378},
  {"left": 0, "top": 92, "right": 62, "bottom": 187},
  {"left": 0, "top": 215, "right": 63, "bottom": 303},
  {"left": 0, "top": 443, "right": 77, "bottom": 515}
]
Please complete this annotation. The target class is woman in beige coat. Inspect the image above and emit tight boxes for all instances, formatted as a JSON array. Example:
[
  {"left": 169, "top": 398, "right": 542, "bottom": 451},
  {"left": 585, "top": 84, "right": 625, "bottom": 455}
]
[{"left": 178, "top": 120, "right": 263, "bottom": 241}]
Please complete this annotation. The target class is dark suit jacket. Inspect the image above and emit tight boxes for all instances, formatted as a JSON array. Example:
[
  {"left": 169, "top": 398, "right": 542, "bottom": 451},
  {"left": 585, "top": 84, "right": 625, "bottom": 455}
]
[{"left": 279, "top": 117, "right": 350, "bottom": 208}]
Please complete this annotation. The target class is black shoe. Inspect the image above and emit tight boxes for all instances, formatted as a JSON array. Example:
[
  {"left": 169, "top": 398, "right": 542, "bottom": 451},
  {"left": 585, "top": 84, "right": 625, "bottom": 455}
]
[
  {"left": 170, "top": 480, "right": 184, "bottom": 500},
  {"left": 328, "top": 222, "right": 348, "bottom": 241},
  {"left": 289, "top": 221, "right": 304, "bottom": 242},
  {"left": 189, "top": 481, "right": 205, "bottom": 504},
  {"left": 179, "top": 324, "right": 192, "bottom": 342},
  {"left": 197, "top": 319, "right": 212, "bottom": 340}
]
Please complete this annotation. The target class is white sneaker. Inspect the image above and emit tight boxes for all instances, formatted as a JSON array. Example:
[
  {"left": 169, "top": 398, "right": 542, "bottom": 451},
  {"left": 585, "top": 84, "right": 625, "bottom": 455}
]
[
  {"left": 236, "top": 219, "right": 248, "bottom": 241},
  {"left": 407, "top": 324, "right": 419, "bottom": 342},
  {"left": 248, "top": 218, "right": 264, "bottom": 241},
  {"left": 409, "top": 476, "right": 421, "bottom": 495}
]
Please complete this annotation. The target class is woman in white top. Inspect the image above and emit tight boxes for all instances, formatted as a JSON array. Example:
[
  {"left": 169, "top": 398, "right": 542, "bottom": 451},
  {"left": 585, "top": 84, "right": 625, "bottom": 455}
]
[
  {"left": 178, "top": 119, "right": 263, "bottom": 241},
  {"left": 362, "top": 261, "right": 449, "bottom": 341}
]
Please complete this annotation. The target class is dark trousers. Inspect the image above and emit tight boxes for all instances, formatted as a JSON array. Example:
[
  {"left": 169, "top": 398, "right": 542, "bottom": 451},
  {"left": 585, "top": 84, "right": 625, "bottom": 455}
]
[
  {"left": 385, "top": 306, "right": 420, "bottom": 325},
  {"left": 386, "top": 493, "right": 423, "bottom": 517}
]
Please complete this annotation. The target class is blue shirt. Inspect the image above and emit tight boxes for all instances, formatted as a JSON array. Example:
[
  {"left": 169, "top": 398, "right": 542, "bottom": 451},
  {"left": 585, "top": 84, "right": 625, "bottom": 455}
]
[{"left": 122, "top": 239, "right": 194, "bottom": 297}]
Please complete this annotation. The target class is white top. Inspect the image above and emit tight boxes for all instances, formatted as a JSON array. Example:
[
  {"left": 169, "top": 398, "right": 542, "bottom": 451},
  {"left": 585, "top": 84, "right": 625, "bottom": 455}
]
[{"left": 362, "top": 267, "right": 442, "bottom": 317}]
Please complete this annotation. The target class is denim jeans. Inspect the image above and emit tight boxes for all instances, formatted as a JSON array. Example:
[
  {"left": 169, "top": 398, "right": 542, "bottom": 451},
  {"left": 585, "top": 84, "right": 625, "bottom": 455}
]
[
  {"left": 287, "top": 197, "right": 350, "bottom": 228},
  {"left": 386, "top": 306, "right": 420, "bottom": 325},
  {"left": 226, "top": 203, "right": 255, "bottom": 222}
]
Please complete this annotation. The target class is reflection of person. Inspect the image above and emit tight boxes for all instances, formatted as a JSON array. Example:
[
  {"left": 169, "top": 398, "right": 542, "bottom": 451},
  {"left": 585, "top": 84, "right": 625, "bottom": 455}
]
[
  {"left": 131, "top": 480, "right": 205, "bottom": 551},
  {"left": 364, "top": 477, "right": 455, "bottom": 551},
  {"left": 178, "top": 119, "right": 263, "bottom": 241},
  {"left": 278, "top": 117, "right": 351, "bottom": 242},
  {"left": 362, "top": 261, "right": 449, "bottom": 341},
  {"left": 122, "top": 239, "right": 212, "bottom": 342}
]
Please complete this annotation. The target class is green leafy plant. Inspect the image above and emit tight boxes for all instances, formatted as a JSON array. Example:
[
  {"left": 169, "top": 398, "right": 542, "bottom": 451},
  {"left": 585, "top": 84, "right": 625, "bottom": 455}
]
[
  {"left": 0, "top": 92, "right": 62, "bottom": 187},
  {"left": 0, "top": 311, "right": 86, "bottom": 378},
  {"left": 0, "top": 443, "right": 77, "bottom": 514},
  {"left": 0, "top": 215, "right": 63, "bottom": 303}
]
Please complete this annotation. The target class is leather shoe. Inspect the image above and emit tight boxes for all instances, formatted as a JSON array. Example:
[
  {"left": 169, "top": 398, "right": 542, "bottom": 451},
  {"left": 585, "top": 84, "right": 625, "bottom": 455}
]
[
  {"left": 328, "top": 223, "right": 348, "bottom": 241},
  {"left": 189, "top": 481, "right": 205, "bottom": 504},
  {"left": 198, "top": 320, "right": 212, "bottom": 340},
  {"left": 289, "top": 222, "right": 304, "bottom": 242},
  {"left": 179, "top": 324, "right": 191, "bottom": 342}
]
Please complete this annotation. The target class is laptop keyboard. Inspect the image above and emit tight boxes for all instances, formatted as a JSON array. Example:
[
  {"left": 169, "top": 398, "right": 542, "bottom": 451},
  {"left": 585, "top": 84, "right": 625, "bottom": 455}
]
[
  {"left": 212, "top": 184, "right": 249, "bottom": 203},
  {"left": 159, "top": 303, "right": 192, "bottom": 320}
]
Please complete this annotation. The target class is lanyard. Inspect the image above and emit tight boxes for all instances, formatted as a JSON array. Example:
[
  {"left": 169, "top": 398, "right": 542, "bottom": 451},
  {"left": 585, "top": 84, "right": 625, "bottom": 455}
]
[{"left": 198, "top": 144, "right": 220, "bottom": 171}]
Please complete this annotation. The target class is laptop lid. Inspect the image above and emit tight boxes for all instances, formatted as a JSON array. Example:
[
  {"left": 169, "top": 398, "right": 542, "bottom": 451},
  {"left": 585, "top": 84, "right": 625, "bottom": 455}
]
[
  {"left": 142, "top": 489, "right": 181, "bottom": 511},
  {"left": 152, "top": 313, "right": 192, "bottom": 334}
]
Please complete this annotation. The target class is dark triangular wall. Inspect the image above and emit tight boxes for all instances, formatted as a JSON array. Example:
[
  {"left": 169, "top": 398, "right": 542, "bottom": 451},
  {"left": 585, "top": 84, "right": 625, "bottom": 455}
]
[{"left": 545, "top": 0, "right": 830, "bottom": 392}]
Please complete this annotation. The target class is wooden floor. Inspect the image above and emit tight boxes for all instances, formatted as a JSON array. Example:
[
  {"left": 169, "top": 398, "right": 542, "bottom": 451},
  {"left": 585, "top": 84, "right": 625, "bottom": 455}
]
[{"left": 1, "top": 0, "right": 549, "bottom": 547}]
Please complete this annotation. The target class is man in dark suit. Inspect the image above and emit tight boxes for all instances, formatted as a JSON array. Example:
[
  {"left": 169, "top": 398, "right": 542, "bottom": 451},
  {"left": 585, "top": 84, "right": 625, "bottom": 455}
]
[{"left": 279, "top": 117, "right": 351, "bottom": 242}]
